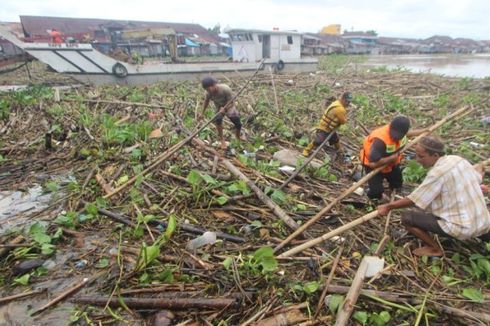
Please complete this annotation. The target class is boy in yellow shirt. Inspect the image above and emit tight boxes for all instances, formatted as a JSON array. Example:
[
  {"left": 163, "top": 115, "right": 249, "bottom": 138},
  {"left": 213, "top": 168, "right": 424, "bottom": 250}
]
[{"left": 302, "top": 92, "right": 352, "bottom": 157}]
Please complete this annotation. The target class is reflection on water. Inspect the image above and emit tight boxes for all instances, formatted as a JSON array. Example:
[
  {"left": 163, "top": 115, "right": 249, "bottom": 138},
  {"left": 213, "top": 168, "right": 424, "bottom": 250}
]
[{"left": 362, "top": 54, "right": 490, "bottom": 78}]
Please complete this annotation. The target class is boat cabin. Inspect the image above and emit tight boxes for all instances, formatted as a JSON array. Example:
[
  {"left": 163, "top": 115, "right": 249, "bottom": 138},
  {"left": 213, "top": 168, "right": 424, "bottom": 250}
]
[{"left": 226, "top": 29, "right": 302, "bottom": 62}]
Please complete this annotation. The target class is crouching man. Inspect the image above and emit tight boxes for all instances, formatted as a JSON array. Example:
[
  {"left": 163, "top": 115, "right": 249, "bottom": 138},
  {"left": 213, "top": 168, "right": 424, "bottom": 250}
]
[{"left": 377, "top": 136, "right": 490, "bottom": 257}]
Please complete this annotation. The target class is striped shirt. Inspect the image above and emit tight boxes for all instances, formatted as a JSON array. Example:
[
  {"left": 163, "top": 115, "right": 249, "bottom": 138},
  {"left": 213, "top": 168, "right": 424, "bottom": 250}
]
[{"left": 408, "top": 155, "right": 490, "bottom": 239}]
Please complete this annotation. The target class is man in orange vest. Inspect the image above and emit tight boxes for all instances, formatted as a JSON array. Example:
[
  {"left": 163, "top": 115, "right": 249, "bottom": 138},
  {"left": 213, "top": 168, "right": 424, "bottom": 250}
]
[
  {"left": 48, "top": 28, "right": 63, "bottom": 44},
  {"left": 302, "top": 92, "right": 352, "bottom": 157},
  {"left": 360, "top": 116, "right": 425, "bottom": 200}
]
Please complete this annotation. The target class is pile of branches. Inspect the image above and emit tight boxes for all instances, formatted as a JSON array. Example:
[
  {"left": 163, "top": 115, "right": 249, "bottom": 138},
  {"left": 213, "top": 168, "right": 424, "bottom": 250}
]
[{"left": 0, "top": 64, "right": 489, "bottom": 325}]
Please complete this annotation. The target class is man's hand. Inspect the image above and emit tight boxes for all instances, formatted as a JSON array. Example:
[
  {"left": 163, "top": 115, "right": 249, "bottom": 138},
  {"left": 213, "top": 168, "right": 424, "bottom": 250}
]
[
  {"left": 377, "top": 204, "right": 391, "bottom": 216},
  {"left": 219, "top": 107, "right": 226, "bottom": 115}
]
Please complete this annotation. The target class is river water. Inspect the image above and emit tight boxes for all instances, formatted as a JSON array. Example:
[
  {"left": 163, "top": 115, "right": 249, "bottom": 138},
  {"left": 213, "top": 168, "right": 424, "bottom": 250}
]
[{"left": 361, "top": 54, "right": 490, "bottom": 78}]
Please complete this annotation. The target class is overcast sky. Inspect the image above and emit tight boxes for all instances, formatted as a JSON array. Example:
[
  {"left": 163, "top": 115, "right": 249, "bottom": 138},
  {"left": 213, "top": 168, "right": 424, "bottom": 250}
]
[{"left": 1, "top": 0, "right": 488, "bottom": 40}]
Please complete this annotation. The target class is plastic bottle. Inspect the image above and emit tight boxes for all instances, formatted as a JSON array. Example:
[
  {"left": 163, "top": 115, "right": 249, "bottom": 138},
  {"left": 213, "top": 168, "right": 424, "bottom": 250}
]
[{"left": 186, "top": 231, "right": 217, "bottom": 251}]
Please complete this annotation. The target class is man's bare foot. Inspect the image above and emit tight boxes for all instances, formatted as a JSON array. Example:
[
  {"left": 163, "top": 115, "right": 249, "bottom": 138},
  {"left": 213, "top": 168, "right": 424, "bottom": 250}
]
[
  {"left": 413, "top": 246, "right": 443, "bottom": 257},
  {"left": 220, "top": 141, "right": 228, "bottom": 150}
]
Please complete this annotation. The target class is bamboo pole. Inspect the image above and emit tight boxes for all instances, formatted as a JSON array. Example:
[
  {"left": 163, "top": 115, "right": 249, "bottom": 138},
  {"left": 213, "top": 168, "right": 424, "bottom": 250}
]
[
  {"left": 274, "top": 105, "right": 473, "bottom": 253},
  {"left": 324, "top": 284, "right": 490, "bottom": 323},
  {"left": 278, "top": 210, "right": 379, "bottom": 258},
  {"left": 280, "top": 151, "right": 488, "bottom": 258},
  {"left": 335, "top": 258, "right": 369, "bottom": 326},
  {"left": 221, "top": 159, "right": 300, "bottom": 231},
  {"left": 268, "top": 66, "right": 279, "bottom": 114}
]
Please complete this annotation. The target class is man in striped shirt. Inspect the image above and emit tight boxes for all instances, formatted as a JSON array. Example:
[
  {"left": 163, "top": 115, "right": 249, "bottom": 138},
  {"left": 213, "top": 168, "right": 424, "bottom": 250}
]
[{"left": 378, "top": 136, "right": 490, "bottom": 257}]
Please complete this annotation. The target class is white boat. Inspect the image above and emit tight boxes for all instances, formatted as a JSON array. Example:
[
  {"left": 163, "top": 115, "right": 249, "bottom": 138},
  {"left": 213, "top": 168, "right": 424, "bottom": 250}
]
[{"left": 0, "top": 26, "right": 317, "bottom": 85}]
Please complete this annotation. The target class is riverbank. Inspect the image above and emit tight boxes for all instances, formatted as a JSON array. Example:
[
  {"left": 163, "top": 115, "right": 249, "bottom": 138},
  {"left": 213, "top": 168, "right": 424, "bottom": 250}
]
[{"left": 0, "top": 59, "right": 489, "bottom": 325}]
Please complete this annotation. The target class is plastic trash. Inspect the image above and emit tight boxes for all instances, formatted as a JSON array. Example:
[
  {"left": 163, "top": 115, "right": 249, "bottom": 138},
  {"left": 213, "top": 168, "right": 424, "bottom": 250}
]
[
  {"left": 278, "top": 165, "right": 296, "bottom": 174},
  {"left": 186, "top": 231, "right": 217, "bottom": 251},
  {"left": 354, "top": 187, "right": 365, "bottom": 196},
  {"left": 364, "top": 256, "right": 385, "bottom": 277},
  {"left": 109, "top": 247, "right": 119, "bottom": 256},
  {"left": 469, "top": 142, "right": 485, "bottom": 149},
  {"left": 74, "top": 259, "right": 88, "bottom": 269},
  {"left": 243, "top": 150, "right": 256, "bottom": 159}
]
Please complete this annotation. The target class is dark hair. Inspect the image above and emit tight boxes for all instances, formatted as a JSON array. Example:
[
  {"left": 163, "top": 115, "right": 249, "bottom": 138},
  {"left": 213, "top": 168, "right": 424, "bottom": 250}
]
[
  {"left": 341, "top": 92, "right": 353, "bottom": 102},
  {"left": 201, "top": 76, "right": 217, "bottom": 89},
  {"left": 390, "top": 116, "right": 410, "bottom": 136},
  {"left": 419, "top": 136, "right": 445, "bottom": 156}
]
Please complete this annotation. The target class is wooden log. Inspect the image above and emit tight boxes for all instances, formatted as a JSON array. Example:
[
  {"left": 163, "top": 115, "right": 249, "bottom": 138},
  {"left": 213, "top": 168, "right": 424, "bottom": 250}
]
[
  {"left": 73, "top": 296, "right": 238, "bottom": 310},
  {"left": 274, "top": 105, "right": 474, "bottom": 252},
  {"left": 278, "top": 210, "right": 379, "bottom": 258}
]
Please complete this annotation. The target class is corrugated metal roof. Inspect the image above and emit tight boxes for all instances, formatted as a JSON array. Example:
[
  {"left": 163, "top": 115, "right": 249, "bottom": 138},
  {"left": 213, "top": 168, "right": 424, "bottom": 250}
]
[{"left": 19, "top": 15, "right": 220, "bottom": 43}]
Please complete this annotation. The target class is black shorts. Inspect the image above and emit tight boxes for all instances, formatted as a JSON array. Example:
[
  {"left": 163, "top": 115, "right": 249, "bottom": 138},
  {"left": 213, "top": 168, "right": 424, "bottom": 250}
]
[
  {"left": 313, "top": 130, "right": 339, "bottom": 146},
  {"left": 401, "top": 210, "right": 450, "bottom": 237},
  {"left": 364, "top": 165, "right": 403, "bottom": 199},
  {"left": 214, "top": 114, "right": 242, "bottom": 129}
]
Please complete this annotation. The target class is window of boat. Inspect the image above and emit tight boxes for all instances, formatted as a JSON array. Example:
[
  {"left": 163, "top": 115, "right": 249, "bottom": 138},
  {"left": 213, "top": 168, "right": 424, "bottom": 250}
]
[
  {"left": 258, "top": 35, "right": 263, "bottom": 43},
  {"left": 287, "top": 36, "right": 293, "bottom": 44}
]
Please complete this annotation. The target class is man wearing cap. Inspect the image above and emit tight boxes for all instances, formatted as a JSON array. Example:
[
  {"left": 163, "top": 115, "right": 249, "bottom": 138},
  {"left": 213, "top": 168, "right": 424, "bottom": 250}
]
[
  {"left": 302, "top": 92, "right": 353, "bottom": 157},
  {"left": 377, "top": 136, "right": 490, "bottom": 257},
  {"left": 360, "top": 116, "right": 426, "bottom": 200},
  {"left": 200, "top": 76, "right": 245, "bottom": 149}
]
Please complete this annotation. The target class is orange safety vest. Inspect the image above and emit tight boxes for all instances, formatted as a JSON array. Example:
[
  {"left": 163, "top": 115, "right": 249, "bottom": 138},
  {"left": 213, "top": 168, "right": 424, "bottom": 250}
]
[
  {"left": 50, "top": 31, "right": 63, "bottom": 44},
  {"left": 360, "top": 124, "right": 408, "bottom": 173}
]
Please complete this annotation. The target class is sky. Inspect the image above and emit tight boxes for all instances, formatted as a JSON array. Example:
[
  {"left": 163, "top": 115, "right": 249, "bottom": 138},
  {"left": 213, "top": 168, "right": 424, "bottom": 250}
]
[{"left": 1, "top": 0, "right": 488, "bottom": 40}]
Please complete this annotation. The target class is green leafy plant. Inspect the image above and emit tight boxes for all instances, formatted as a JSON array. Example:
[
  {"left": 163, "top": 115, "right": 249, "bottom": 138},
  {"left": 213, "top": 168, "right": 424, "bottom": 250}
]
[
  {"left": 403, "top": 160, "right": 427, "bottom": 183},
  {"left": 28, "top": 222, "right": 59, "bottom": 255},
  {"left": 462, "top": 288, "right": 484, "bottom": 303},
  {"left": 353, "top": 310, "right": 391, "bottom": 326},
  {"left": 13, "top": 274, "right": 30, "bottom": 286}
]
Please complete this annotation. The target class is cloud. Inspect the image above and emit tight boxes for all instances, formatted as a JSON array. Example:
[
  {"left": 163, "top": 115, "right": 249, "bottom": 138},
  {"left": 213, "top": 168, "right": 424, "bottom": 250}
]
[{"left": 0, "top": 0, "right": 488, "bottom": 40}]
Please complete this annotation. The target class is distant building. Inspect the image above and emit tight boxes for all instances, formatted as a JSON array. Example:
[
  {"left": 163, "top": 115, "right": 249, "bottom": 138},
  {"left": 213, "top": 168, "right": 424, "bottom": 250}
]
[
  {"left": 342, "top": 31, "right": 378, "bottom": 54},
  {"left": 320, "top": 24, "right": 341, "bottom": 35},
  {"left": 303, "top": 33, "right": 344, "bottom": 55},
  {"left": 18, "top": 15, "right": 224, "bottom": 58}
]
